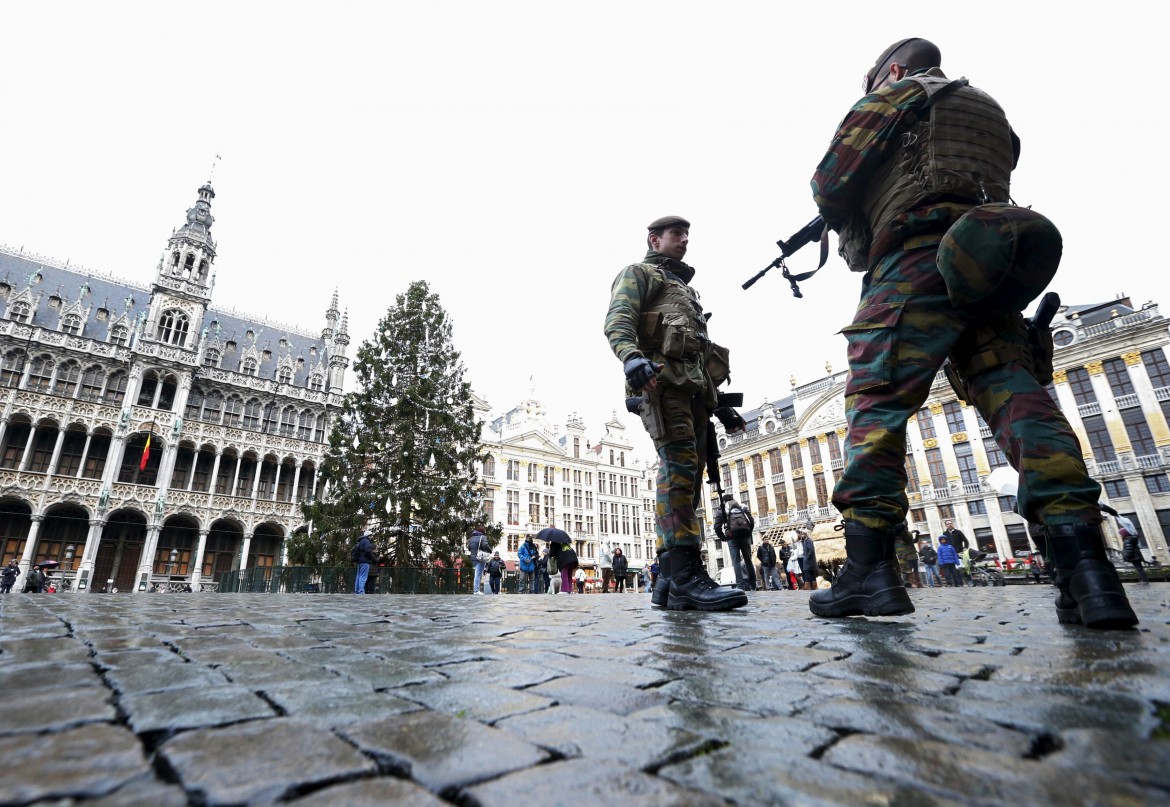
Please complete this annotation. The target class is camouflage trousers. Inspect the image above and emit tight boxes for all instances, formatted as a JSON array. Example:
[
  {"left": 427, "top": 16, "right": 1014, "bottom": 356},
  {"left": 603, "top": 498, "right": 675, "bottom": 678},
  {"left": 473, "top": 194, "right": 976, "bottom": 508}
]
[
  {"left": 833, "top": 244, "right": 1101, "bottom": 532},
  {"left": 650, "top": 386, "right": 709, "bottom": 549}
]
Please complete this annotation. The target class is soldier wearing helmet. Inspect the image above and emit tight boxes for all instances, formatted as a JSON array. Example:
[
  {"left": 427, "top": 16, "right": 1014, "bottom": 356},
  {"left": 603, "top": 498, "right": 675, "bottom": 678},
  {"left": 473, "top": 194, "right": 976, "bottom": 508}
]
[{"left": 807, "top": 38, "right": 1137, "bottom": 629}]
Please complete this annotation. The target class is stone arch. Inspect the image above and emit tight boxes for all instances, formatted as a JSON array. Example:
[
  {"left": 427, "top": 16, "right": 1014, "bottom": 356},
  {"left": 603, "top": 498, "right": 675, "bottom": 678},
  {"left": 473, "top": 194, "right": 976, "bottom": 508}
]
[
  {"left": 249, "top": 522, "right": 284, "bottom": 569},
  {"left": 37, "top": 503, "right": 91, "bottom": 568},
  {"left": 94, "top": 509, "right": 148, "bottom": 593},
  {"left": 156, "top": 514, "right": 201, "bottom": 578},
  {"left": 118, "top": 432, "right": 166, "bottom": 485},
  {"left": 0, "top": 498, "right": 33, "bottom": 565},
  {"left": 205, "top": 517, "right": 245, "bottom": 578}
]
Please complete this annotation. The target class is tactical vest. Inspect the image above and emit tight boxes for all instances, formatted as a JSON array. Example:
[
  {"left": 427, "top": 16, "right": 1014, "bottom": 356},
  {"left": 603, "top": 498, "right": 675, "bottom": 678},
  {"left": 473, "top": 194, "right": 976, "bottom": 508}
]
[
  {"left": 840, "top": 73, "right": 1015, "bottom": 272},
  {"left": 636, "top": 263, "right": 715, "bottom": 397}
]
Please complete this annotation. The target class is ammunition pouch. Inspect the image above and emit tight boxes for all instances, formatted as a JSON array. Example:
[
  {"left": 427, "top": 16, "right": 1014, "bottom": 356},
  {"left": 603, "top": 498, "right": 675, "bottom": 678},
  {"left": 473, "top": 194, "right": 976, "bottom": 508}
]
[
  {"left": 640, "top": 312, "right": 702, "bottom": 360},
  {"left": 705, "top": 342, "right": 731, "bottom": 386}
]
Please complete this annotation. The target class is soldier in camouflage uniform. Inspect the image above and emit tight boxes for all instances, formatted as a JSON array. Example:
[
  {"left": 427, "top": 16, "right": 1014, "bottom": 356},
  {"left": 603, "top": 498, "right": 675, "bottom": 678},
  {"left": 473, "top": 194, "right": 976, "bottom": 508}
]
[
  {"left": 807, "top": 38, "right": 1137, "bottom": 628},
  {"left": 604, "top": 216, "right": 748, "bottom": 611}
]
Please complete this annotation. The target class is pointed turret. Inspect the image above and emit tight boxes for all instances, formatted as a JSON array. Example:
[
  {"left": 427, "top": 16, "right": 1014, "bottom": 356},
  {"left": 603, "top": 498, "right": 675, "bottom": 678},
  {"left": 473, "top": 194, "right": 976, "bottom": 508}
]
[
  {"left": 158, "top": 182, "right": 217, "bottom": 290},
  {"left": 323, "top": 287, "right": 339, "bottom": 341}
]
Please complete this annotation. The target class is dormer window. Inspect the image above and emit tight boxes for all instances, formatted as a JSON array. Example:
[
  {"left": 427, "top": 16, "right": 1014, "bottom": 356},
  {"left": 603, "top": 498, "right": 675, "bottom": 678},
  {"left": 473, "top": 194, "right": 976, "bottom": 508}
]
[
  {"left": 8, "top": 301, "right": 30, "bottom": 324},
  {"left": 203, "top": 347, "right": 221, "bottom": 367},
  {"left": 241, "top": 357, "right": 258, "bottom": 376},
  {"left": 109, "top": 325, "right": 129, "bottom": 347},
  {"left": 277, "top": 366, "right": 293, "bottom": 384},
  {"left": 61, "top": 313, "right": 82, "bottom": 336},
  {"left": 156, "top": 309, "right": 190, "bottom": 346},
  {"left": 309, "top": 374, "right": 323, "bottom": 392}
]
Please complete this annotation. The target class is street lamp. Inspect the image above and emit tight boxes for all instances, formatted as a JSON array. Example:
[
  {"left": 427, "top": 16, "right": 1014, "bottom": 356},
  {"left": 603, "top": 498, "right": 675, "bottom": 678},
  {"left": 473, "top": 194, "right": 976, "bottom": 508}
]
[
  {"left": 64, "top": 544, "right": 75, "bottom": 571},
  {"left": 168, "top": 548, "right": 179, "bottom": 577}
]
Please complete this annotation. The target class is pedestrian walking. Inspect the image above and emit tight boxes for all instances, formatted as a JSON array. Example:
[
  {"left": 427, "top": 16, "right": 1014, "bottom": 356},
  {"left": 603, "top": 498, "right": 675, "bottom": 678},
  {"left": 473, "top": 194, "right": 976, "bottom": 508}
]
[
  {"left": 469, "top": 521, "right": 492, "bottom": 595},
  {"left": 518, "top": 534, "right": 539, "bottom": 594},
  {"left": 487, "top": 551, "right": 505, "bottom": 594},
  {"left": 937, "top": 537, "right": 962, "bottom": 587},
  {"left": 801, "top": 530, "right": 818, "bottom": 590},
  {"left": 1119, "top": 519, "right": 1149, "bottom": 586},
  {"left": 575, "top": 566, "right": 586, "bottom": 594},
  {"left": 597, "top": 538, "right": 614, "bottom": 593},
  {"left": 806, "top": 37, "right": 1137, "bottom": 629},
  {"left": 918, "top": 540, "right": 942, "bottom": 587},
  {"left": 612, "top": 547, "right": 629, "bottom": 593},
  {"left": 604, "top": 215, "right": 748, "bottom": 612},
  {"left": 539, "top": 528, "right": 578, "bottom": 594},
  {"left": 1, "top": 560, "right": 20, "bottom": 594},
  {"left": 22, "top": 564, "right": 46, "bottom": 594},
  {"left": 714, "top": 495, "right": 757, "bottom": 591},
  {"left": 351, "top": 531, "right": 376, "bottom": 594},
  {"left": 756, "top": 537, "right": 784, "bottom": 591}
]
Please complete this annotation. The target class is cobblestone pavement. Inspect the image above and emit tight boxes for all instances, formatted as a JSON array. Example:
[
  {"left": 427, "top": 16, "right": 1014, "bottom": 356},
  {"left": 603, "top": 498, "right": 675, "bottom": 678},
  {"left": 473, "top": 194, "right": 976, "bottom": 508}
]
[{"left": 1, "top": 585, "right": 1168, "bottom": 806}]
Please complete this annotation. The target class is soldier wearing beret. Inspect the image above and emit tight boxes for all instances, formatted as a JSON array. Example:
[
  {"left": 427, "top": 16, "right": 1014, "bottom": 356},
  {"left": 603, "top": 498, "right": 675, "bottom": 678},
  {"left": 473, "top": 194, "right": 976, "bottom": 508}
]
[
  {"left": 604, "top": 216, "right": 748, "bottom": 611},
  {"left": 807, "top": 38, "right": 1137, "bottom": 628}
]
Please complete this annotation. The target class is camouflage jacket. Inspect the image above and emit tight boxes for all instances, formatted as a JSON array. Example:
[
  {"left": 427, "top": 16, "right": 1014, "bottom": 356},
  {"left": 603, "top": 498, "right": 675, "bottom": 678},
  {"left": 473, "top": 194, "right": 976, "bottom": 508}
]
[
  {"left": 604, "top": 251, "right": 717, "bottom": 406},
  {"left": 811, "top": 68, "right": 1020, "bottom": 268}
]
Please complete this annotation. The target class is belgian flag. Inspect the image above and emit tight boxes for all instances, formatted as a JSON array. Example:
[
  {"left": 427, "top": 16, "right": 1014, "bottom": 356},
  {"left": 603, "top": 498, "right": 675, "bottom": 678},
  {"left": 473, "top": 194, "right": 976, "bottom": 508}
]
[{"left": 139, "top": 433, "right": 151, "bottom": 472}]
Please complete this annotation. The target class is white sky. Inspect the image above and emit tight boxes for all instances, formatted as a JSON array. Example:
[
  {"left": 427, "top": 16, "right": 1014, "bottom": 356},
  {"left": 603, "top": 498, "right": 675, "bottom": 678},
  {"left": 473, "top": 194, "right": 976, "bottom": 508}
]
[{"left": 3, "top": 1, "right": 1165, "bottom": 459}]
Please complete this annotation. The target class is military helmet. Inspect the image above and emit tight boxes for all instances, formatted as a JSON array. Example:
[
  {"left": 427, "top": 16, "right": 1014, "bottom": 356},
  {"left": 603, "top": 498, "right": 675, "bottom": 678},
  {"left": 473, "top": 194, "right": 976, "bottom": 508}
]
[{"left": 936, "top": 203, "right": 1062, "bottom": 312}]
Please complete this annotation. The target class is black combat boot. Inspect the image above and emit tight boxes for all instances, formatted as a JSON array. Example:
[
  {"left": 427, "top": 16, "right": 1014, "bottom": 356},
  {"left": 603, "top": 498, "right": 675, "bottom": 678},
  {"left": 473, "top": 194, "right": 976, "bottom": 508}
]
[
  {"left": 809, "top": 522, "right": 914, "bottom": 618},
  {"left": 1047, "top": 523, "right": 1138, "bottom": 629},
  {"left": 667, "top": 545, "right": 748, "bottom": 611},
  {"left": 651, "top": 549, "right": 671, "bottom": 608}
]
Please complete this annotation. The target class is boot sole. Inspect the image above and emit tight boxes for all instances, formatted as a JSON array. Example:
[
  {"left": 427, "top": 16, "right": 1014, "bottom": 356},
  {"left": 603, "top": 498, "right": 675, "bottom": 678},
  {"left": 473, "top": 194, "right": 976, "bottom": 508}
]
[
  {"left": 1071, "top": 593, "right": 1139, "bottom": 630},
  {"left": 667, "top": 591, "right": 748, "bottom": 611},
  {"left": 808, "top": 587, "right": 915, "bottom": 618}
]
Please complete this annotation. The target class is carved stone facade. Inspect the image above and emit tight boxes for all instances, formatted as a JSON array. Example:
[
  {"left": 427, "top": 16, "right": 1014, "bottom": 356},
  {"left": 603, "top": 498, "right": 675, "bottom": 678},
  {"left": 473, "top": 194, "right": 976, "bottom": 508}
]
[
  {"left": 706, "top": 296, "right": 1170, "bottom": 571},
  {"left": 0, "top": 183, "right": 348, "bottom": 593}
]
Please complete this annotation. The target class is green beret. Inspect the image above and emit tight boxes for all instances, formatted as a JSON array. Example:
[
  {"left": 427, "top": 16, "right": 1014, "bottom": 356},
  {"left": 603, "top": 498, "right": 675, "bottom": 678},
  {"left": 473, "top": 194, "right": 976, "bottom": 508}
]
[
  {"left": 647, "top": 216, "right": 690, "bottom": 232},
  {"left": 936, "top": 203, "right": 1062, "bottom": 312}
]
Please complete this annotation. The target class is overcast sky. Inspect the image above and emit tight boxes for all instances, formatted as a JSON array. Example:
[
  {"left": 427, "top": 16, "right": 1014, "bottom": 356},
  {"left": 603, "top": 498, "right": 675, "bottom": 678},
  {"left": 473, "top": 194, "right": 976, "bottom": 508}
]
[{"left": 3, "top": 2, "right": 1164, "bottom": 459}]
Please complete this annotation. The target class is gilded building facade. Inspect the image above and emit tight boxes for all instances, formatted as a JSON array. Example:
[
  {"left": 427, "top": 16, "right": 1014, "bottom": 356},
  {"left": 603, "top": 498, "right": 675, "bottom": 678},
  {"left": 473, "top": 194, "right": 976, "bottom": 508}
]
[
  {"left": 704, "top": 296, "right": 1170, "bottom": 573},
  {"left": 0, "top": 184, "right": 346, "bottom": 593}
]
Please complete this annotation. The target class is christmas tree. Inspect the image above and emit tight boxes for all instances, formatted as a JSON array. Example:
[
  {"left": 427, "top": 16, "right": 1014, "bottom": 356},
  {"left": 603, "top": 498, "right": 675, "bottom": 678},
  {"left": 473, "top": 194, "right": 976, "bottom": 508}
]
[{"left": 297, "top": 281, "right": 487, "bottom": 570}]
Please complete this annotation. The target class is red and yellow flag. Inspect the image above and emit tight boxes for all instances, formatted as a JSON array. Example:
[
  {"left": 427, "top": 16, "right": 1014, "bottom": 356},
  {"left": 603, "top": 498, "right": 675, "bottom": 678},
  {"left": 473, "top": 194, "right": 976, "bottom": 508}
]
[{"left": 139, "top": 434, "right": 152, "bottom": 471}]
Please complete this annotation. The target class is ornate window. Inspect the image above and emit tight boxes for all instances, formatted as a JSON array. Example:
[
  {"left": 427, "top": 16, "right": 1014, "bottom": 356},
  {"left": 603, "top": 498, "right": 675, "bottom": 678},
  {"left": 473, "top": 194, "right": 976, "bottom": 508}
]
[
  {"left": 104, "top": 371, "right": 128, "bottom": 406},
  {"left": 79, "top": 365, "right": 105, "bottom": 401},
  {"left": 54, "top": 360, "right": 81, "bottom": 398},
  {"left": 203, "top": 347, "right": 221, "bottom": 367},
  {"left": 309, "top": 374, "right": 324, "bottom": 392},
  {"left": 280, "top": 406, "right": 296, "bottom": 437},
  {"left": 185, "top": 387, "right": 205, "bottom": 420},
  {"left": 314, "top": 413, "right": 326, "bottom": 442},
  {"left": 8, "top": 301, "right": 31, "bottom": 323},
  {"left": 156, "top": 309, "right": 190, "bottom": 346},
  {"left": 109, "top": 325, "right": 129, "bottom": 346},
  {"left": 277, "top": 366, "right": 293, "bottom": 385},
  {"left": 243, "top": 398, "right": 263, "bottom": 430},
  {"left": 61, "top": 314, "right": 82, "bottom": 336},
  {"left": 27, "top": 355, "right": 54, "bottom": 392},
  {"left": 262, "top": 403, "right": 278, "bottom": 434},
  {"left": 137, "top": 371, "right": 159, "bottom": 406},
  {"left": 297, "top": 410, "right": 313, "bottom": 440},
  {"left": 223, "top": 395, "right": 243, "bottom": 428},
  {"left": 241, "top": 357, "right": 258, "bottom": 376},
  {"left": 1, "top": 349, "right": 26, "bottom": 387},
  {"left": 201, "top": 391, "right": 222, "bottom": 424}
]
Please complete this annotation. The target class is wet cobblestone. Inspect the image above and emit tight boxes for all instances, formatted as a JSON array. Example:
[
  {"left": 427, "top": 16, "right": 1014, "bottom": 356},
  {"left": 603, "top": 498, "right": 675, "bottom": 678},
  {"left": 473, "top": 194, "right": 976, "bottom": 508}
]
[{"left": 0, "top": 584, "right": 1167, "bottom": 805}]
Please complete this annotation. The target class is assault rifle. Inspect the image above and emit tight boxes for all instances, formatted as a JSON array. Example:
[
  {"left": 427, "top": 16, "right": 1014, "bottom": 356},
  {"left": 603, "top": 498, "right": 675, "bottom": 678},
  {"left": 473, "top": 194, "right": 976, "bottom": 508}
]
[{"left": 742, "top": 216, "right": 828, "bottom": 298}]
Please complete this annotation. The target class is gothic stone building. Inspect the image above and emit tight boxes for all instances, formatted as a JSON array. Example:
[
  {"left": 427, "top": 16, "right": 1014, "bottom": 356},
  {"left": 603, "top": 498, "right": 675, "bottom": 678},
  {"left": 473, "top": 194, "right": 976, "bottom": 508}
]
[{"left": 0, "top": 183, "right": 347, "bottom": 593}]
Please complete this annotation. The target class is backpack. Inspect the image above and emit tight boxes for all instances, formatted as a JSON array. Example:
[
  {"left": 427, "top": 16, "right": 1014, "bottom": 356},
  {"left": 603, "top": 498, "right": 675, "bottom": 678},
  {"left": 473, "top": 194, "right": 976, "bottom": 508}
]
[{"left": 728, "top": 505, "right": 750, "bottom": 531}]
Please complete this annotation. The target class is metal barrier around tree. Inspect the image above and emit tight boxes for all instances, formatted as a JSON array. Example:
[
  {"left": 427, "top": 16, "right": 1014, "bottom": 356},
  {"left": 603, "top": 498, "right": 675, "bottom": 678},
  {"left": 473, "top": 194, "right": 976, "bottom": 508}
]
[{"left": 216, "top": 565, "right": 476, "bottom": 594}]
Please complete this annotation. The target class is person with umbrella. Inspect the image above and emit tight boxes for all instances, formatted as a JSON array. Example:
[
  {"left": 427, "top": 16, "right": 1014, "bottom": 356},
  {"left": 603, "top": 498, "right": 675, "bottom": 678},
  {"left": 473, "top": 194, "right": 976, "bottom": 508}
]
[{"left": 538, "top": 527, "right": 578, "bottom": 595}]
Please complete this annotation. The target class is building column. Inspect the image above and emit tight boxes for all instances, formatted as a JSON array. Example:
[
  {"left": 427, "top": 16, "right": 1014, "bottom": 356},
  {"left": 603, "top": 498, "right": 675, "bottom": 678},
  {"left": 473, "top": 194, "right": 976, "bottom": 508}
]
[
  {"left": 230, "top": 455, "right": 242, "bottom": 497},
  {"left": 250, "top": 460, "right": 262, "bottom": 500},
  {"left": 239, "top": 532, "right": 253, "bottom": 570},
  {"left": 16, "top": 425, "right": 38, "bottom": 472},
  {"left": 0, "top": 418, "right": 8, "bottom": 455},
  {"left": 74, "top": 519, "right": 105, "bottom": 595},
  {"left": 189, "top": 528, "right": 210, "bottom": 588},
  {"left": 43, "top": 428, "right": 67, "bottom": 484},
  {"left": 205, "top": 450, "right": 222, "bottom": 494},
  {"left": 291, "top": 464, "right": 303, "bottom": 504},
  {"left": 271, "top": 462, "right": 282, "bottom": 501},
  {"left": 136, "top": 523, "right": 163, "bottom": 592},
  {"left": 75, "top": 430, "right": 94, "bottom": 478},
  {"left": 18, "top": 515, "right": 44, "bottom": 573}
]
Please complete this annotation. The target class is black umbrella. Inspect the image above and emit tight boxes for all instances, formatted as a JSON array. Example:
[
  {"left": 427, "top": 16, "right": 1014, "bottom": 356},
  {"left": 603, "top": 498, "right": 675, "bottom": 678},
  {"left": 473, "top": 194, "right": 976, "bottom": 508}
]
[{"left": 37, "top": 559, "right": 60, "bottom": 568}]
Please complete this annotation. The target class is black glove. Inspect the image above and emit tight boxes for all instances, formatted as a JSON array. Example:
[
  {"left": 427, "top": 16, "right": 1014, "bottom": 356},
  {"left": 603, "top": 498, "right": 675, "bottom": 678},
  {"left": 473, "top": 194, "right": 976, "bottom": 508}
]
[
  {"left": 623, "top": 356, "right": 657, "bottom": 390},
  {"left": 713, "top": 407, "right": 746, "bottom": 433}
]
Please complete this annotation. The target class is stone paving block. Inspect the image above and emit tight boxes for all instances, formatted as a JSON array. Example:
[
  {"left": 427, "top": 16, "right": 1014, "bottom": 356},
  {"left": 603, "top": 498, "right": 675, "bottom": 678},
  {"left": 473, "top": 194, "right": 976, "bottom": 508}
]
[
  {"left": 286, "top": 777, "right": 449, "bottom": 805},
  {"left": 101, "top": 657, "right": 232, "bottom": 694},
  {"left": 539, "top": 652, "right": 674, "bottom": 687},
  {"left": 180, "top": 641, "right": 291, "bottom": 666},
  {"left": 342, "top": 710, "right": 548, "bottom": 793},
  {"left": 463, "top": 758, "right": 729, "bottom": 807},
  {"left": 717, "top": 642, "right": 848, "bottom": 674},
  {"left": 656, "top": 674, "right": 796, "bottom": 716},
  {"left": 432, "top": 657, "right": 563, "bottom": 688},
  {"left": 527, "top": 674, "right": 669, "bottom": 716},
  {"left": 954, "top": 678, "right": 1157, "bottom": 735},
  {"left": 160, "top": 717, "right": 376, "bottom": 804},
  {"left": 0, "top": 661, "right": 103, "bottom": 692},
  {"left": 80, "top": 772, "right": 191, "bottom": 806},
  {"left": 1048, "top": 727, "right": 1170, "bottom": 791},
  {"left": 660, "top": 744, "right": 968, "bottom": 807},
  {"left": 0, "top": 723, "right": 151, "bottom": 803},
  {"left": 326, "top": 654, "right": 449, "bottom": 689},
  {"left": 495, "top": 703, "right": 706, "bottom": 768},
  {"left": 82, "top": 632, "right": 174, "bottom": 653},
  {"left": 636, "top": 702, "right": 838, "bottom": 753},
  {"left": 390, "top": 680, "right": 553, "bottom": 722},
  {"left": 264, "top": 682, "right": 422, "bottom": 726},
  {"left": 805, "top": 697, "right": 1033, "bottom": 756},
  {"left": 215, "top": 658, "right": 342, "bottom": 689},
  {"left": 0, "top": 684, "right": 115, "bottom": 735},
  {"left": 811, "top": 658, "right": 962, "bottom": 693},
  {"left": 821, "top": 734, "right": 1162, "bottom": 806},
  {"left": 94, "top": 647, "right": 184, "bottom": 669},
  {"left": 121, "top": 683, "right": 276, "bottom": 734},
  {"left": 0, "top": 635, "right": 92, "bottom": 665}
]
